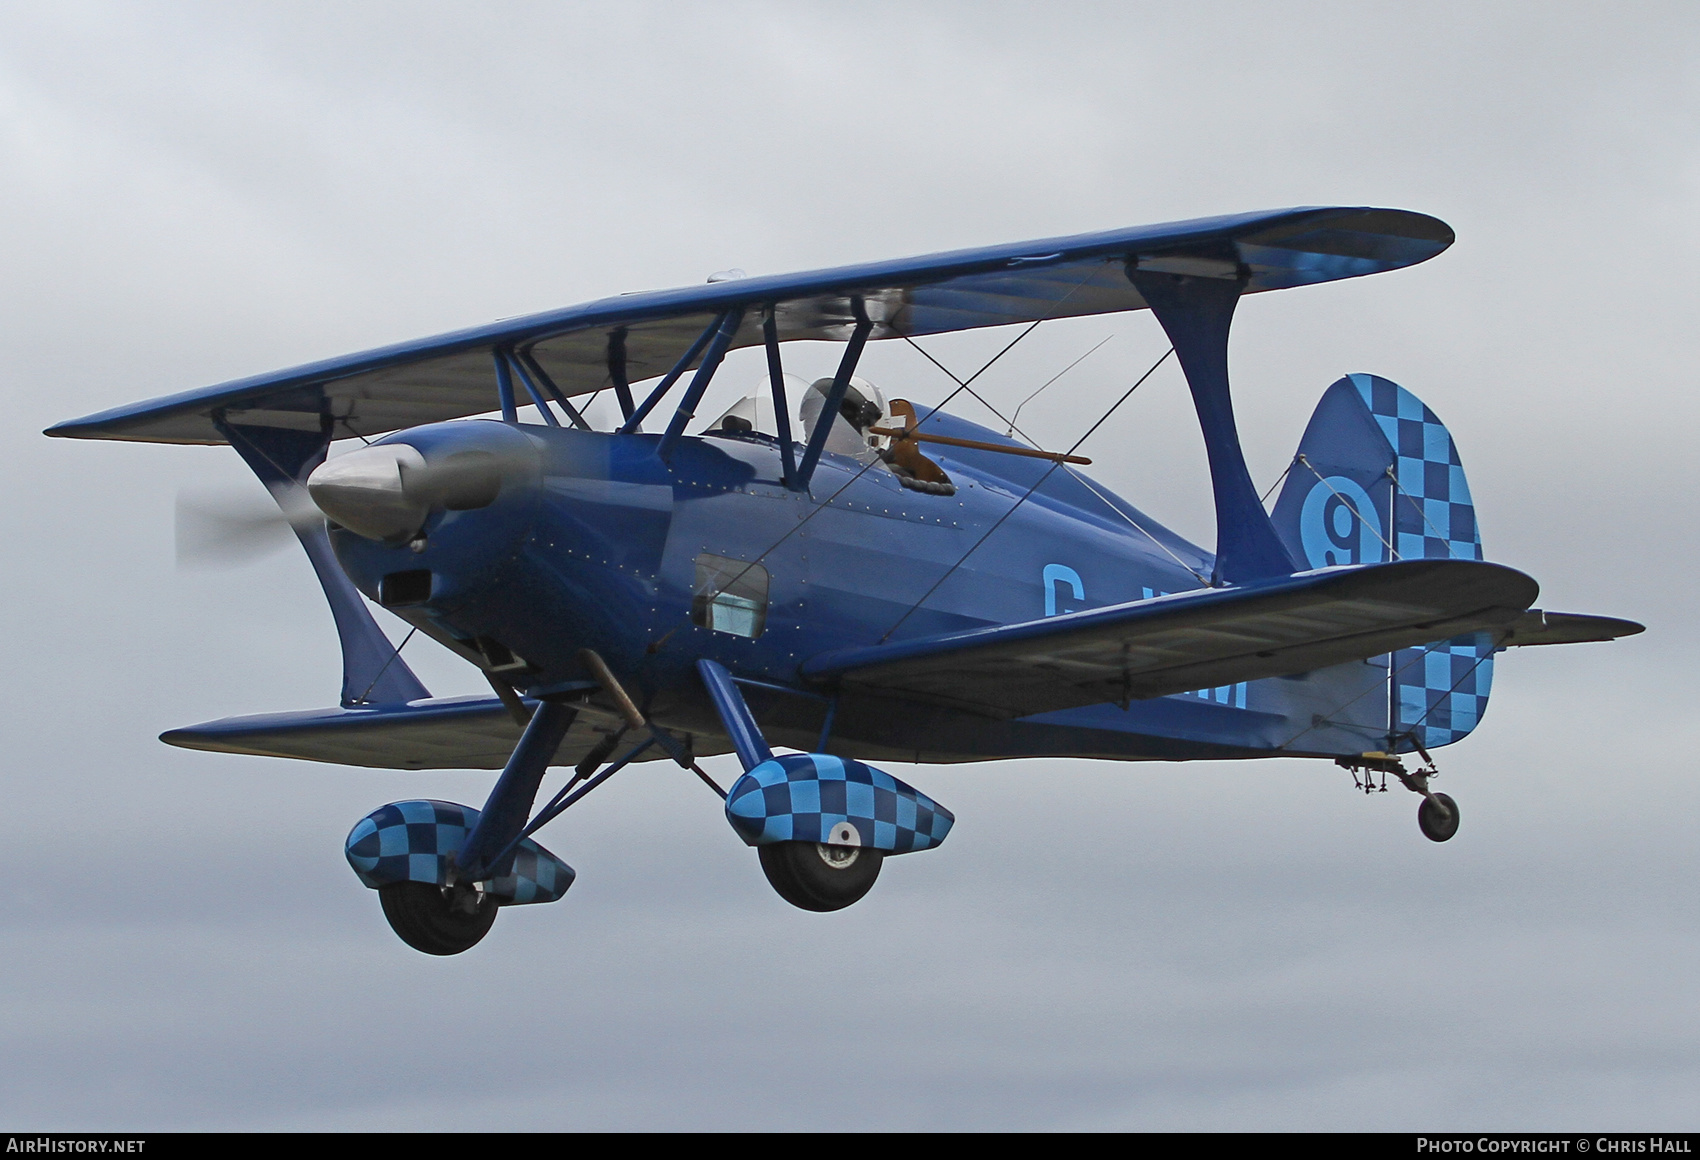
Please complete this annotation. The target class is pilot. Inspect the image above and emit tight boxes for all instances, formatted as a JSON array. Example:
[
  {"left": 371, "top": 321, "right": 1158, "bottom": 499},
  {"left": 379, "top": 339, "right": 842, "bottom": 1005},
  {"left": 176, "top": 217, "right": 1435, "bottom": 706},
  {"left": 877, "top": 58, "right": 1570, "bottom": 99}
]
[
  {"left": 800, "top": 375, "right": 887, "bottom": 465},
  {"left": 800, "top": 378, "right": 955, "bottom": 495}
]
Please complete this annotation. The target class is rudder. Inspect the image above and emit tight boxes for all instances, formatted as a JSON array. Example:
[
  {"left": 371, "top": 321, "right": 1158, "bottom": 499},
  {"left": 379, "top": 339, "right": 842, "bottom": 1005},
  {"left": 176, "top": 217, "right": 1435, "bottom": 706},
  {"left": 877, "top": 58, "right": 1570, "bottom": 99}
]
[{"left": 1270, "top": 374, "right": 1495, "bottom": 752}]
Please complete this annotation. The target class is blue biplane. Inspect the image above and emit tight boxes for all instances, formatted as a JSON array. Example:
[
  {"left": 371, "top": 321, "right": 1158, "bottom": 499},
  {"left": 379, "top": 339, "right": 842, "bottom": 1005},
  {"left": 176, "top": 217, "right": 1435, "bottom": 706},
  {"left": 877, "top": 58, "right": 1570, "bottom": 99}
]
[{"left": 48, "top": 206, "right": 1641, "bottom": 954}]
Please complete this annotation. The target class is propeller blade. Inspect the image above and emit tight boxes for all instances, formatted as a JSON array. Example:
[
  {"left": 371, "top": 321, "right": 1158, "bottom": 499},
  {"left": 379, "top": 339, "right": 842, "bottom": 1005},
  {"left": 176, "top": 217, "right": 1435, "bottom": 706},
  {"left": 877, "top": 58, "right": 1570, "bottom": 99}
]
[{"left": 174, "top": 485, "right": 322, "bottom": 569}]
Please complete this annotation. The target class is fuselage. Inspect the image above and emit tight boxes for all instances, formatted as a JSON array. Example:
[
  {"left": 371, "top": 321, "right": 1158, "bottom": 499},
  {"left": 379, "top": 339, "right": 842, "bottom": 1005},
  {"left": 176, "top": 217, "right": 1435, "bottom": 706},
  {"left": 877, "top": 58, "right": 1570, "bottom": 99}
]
[{"left": 329, "top": 412, "right": 1392, "bottom": 764}]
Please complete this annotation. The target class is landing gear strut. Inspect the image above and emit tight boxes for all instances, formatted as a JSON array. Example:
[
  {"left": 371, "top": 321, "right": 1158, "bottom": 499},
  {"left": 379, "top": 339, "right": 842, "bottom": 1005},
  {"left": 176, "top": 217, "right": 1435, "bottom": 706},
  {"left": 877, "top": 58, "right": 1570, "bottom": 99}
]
[
  {"left": 698, "top": 659, "right": 954, "bottom": 914},
  {"left": 1393, "top": 756, "right": 1459, "bottom": 844},
  {"left": 1338, "top": 746, "right": 1460, "bottom": 843}
]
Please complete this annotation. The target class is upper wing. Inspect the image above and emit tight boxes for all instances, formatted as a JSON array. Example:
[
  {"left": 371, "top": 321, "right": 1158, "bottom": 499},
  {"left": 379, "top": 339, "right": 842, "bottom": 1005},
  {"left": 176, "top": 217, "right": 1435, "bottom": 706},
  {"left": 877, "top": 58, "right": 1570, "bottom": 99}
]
[
  {"left": 47, "top": 206, "right": 1450, "bottom": 446},
  {"left": 801, "top": 560, "right": 1537, "bottom": 720}
]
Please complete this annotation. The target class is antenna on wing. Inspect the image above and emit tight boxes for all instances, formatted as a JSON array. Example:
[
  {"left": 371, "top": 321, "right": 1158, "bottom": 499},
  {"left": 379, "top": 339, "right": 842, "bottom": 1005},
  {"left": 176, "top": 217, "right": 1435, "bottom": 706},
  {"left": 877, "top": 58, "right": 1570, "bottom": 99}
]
[{"left": 1006, "top": 332, "right": 1117, "bottom": 435}]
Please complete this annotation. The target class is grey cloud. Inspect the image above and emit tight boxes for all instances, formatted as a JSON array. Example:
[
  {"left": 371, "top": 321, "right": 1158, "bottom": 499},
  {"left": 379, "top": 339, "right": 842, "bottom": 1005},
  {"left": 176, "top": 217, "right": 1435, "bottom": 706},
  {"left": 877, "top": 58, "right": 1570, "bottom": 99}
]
[{"left": 0, "top": 0, "right": 1694, "bottom": 1130}]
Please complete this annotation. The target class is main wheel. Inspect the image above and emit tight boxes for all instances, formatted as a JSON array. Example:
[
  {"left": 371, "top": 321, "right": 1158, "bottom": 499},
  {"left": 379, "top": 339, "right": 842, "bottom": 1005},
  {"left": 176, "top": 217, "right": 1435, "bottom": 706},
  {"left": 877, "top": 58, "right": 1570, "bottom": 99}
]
[
  {"left": 758, "top": 841, "right": 884, "bottom": 912},
  {"left": 1417, "top": 793, "right": 1461, "bottom": 843},
  {"left": 378, "top": 881, "right": 499, "bottom": 955}
]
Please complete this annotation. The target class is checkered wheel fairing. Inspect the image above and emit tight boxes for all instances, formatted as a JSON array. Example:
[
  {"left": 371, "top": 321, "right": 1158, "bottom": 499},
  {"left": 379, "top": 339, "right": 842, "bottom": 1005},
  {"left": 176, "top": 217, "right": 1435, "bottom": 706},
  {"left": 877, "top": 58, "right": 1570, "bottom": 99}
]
[
  {"left": 344, "top": 799, "right": 575, "bottom": 905},
  {"left": 725, "top": 754, "right": 954, "bottom": 854}
]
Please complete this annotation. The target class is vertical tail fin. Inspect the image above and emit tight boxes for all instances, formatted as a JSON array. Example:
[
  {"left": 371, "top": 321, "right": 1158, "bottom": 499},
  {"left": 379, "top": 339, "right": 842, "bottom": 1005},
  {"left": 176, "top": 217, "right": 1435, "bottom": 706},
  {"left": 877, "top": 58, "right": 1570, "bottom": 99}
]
[{"left": 1270, "top": 374, "right": 1494, "bottom": 751}]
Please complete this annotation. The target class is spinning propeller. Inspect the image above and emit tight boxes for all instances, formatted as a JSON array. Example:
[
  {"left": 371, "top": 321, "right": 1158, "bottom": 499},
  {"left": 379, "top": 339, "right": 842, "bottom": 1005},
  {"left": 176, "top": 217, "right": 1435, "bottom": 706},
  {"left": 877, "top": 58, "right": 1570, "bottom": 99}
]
[
  {"left": 176, "top": 427, "right": 539, "bottom": 568},
  {"left": 175, "top": 485, "right": 320, "bottom": 569}
]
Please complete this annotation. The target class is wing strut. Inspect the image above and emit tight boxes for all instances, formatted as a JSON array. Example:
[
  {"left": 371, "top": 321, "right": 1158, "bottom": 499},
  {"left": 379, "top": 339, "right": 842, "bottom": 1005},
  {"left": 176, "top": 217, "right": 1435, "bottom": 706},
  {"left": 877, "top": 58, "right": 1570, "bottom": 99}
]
[
  {"left": 515, "top": 349, "right": 591, "bottom": 430},
  {"left": 214, "top": 414, "right": 430, "bottom": 708},
  {"left": 659, "top": 307, "right": 746, "bottom": 461},
  {"left": 697, "top": 658, "right": 773, "bottom": 771},
  {"left": 796, "top": 298, "right": 873, "bottom": 488},
  {"left": 763, "top": 307, "right": 799, "bottom": 489},
  {"left": 492, "top": 348, "right": 520, "bottom": 424},
  {"left": 621, "top": 314, "right": 725, "bottom": 433},
  {"left": 1127, "top": 263, "right": 1296, "bottom": 584},
  {"left": 606, "top": 328, "right": 637, "bottom": 424},
  {"left": 502, "top": 347, "right": 559, "bottom": 427}
]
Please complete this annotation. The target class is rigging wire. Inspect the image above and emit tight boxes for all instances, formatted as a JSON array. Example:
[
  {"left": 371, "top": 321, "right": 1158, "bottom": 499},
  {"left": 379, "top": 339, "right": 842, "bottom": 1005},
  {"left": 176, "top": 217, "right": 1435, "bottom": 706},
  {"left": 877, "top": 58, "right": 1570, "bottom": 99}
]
[
  {"left": 901, "top": 333, "right": 1045, "bottom": 442},
  {"left": 1385, "top": 464, "right": 1465, "bottom": 560},
  {"left": 1295, "top": 454, "right": 1400, "bottom": 559},
  {"left": 901, "top": 336, "right": 1209, "bottom": 586},
  {"left": 1271, "top": 646, "right": 1424, "bottom": 750},
  {"left": 1390, "top": 648, "right": 1494, "bottom": 744},
  {"left": 353, "top": 626, "right": 418, "bottom": 705},
  {"left": 1058, "top": 468, "right": 1211, "bottom": 585},
  {"left": 876, "top": 345, "right": 1176, "bottom": 643},
  {"left": 704, "top": 320, "right": 1046, "bottom": 598},
  {"left": 1259, "top": 459, "right": 1294, "bottom": 505},
  {"left": 1276, "top": 451, "right": 1488, "bottom": 752},
  {"left": 1270, "top": 635, "right": 1495, "bottom": 754},
  {"left": 702, "top": 264, "right": 1108, "bottom": 601}
]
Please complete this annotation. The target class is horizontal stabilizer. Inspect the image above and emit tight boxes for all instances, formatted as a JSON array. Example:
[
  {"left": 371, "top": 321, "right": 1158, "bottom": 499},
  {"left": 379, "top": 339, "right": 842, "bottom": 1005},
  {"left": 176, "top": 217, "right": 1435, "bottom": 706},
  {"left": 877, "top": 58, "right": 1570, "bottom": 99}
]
[
  {"left": 1498, "top": 609, "right": 1644, "bottom": 647},
  {"left": 802, "top": 560, "right": 1537, "bottom": 720},
  {"left": 160, "top": 696, "right": 669, "bottom": 771}
]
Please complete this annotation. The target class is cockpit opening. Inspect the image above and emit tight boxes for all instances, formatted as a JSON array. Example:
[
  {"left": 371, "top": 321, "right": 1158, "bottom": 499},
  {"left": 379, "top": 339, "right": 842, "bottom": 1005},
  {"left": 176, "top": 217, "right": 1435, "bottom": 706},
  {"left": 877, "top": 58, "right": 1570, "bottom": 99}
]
[{"left": 703, "top": 375, "right": 956, "bottom": 496}]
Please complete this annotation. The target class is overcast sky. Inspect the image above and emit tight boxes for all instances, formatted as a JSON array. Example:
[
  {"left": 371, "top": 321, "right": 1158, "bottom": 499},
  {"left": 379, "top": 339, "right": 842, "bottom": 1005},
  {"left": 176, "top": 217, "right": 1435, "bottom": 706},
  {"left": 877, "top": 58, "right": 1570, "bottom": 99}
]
[{"left": 1, "top": 0, "right": 1696, "bottom": 1131}]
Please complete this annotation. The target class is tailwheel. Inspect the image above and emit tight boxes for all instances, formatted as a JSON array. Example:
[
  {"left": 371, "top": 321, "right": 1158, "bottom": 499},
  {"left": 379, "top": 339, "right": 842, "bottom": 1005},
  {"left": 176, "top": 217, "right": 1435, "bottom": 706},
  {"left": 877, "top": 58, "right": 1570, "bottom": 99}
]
[
  {"left": 378, "top": 881, "right": 499, "bottom": 955},
  {"left": 1417, "top": 792, "right": 1461, "bottom": 843},
  {"left": 758, "top": 841, "right": 884, "bottom": 912},
  {"left": 1356, "top": 750, "right": 1462, "bottom": 845}
]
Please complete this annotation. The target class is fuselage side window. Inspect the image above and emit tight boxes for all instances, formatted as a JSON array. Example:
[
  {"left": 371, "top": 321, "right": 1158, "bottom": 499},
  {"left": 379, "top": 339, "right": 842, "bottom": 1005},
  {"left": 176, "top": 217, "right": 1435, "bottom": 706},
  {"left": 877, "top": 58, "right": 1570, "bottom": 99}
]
[{"left": 692, "top": 553, "right": 769, "bottom": 639}]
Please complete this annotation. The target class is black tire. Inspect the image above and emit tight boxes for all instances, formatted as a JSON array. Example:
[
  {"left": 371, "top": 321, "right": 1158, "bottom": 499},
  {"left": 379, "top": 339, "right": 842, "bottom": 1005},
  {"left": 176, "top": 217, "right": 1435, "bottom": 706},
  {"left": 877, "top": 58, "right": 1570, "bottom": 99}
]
[
  {"left": 378, "top": 881, "right": 499, "bottom": 955},
  {"left": 1417, "top": 793, "right": 1461, "bottom": 843},
  {"left": 758, "top": 841, "right": 884, "bottom": 912}
]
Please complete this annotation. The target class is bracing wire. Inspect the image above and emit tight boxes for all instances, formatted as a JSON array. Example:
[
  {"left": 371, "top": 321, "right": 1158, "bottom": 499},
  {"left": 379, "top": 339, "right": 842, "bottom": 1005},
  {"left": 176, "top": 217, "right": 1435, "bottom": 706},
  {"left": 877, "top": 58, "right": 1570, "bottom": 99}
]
[
  {"left": 1295, "top": 454, "right": 1401, "bottom": 559},
  {"left": 1259, "top": 459, "right": 1293, "bottom": 505},
  {"left": 1059, "top": 468, "right": 1211, "bottom": 586},
  {"left": 901, "top": 337, "right": 1209, "bottom": 586},
  {"left": 876, "top": 345, "right": 1177, "bottom": 643},
  {"left": 700, "top": 265, "right": 1109, "bottom": 604},
  {"left": 1272, "top": 633, "right": 1494, "bottom": 752},
  {"left": 1384, "top": 464, "right": 1465, "bottom": 560},
  {"left": 353, "top": 626, "right": 417, "bottom": 705},
  {"left": 1391, "top": 647, "right": 1494, "bottom": 744},
  {"left": 701, "top": 318, "right": 1049, "bottom": 601}
]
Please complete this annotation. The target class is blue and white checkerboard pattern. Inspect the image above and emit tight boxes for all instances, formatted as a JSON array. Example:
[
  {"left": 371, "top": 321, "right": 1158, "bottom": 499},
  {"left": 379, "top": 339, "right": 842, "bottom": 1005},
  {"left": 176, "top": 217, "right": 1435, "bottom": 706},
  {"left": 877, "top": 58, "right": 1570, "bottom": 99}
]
[
  {"left": 724, "top": 754, "right": 954, "bottom": 854},
  {"left": 1349, "top": 373, "right": 1495, "bottom": 750},
  {"left": 485, "top": 841, "right": 575, "bottom": 905},
  {"left": 344, "top": 799, "right": 575, "bottom": 905},
  {"left": 1392, "top": 631, "right": 1497, "bottom": 750},
  {"left": 1349, "top": 373, "right": 1481, "bottom": 564}
]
